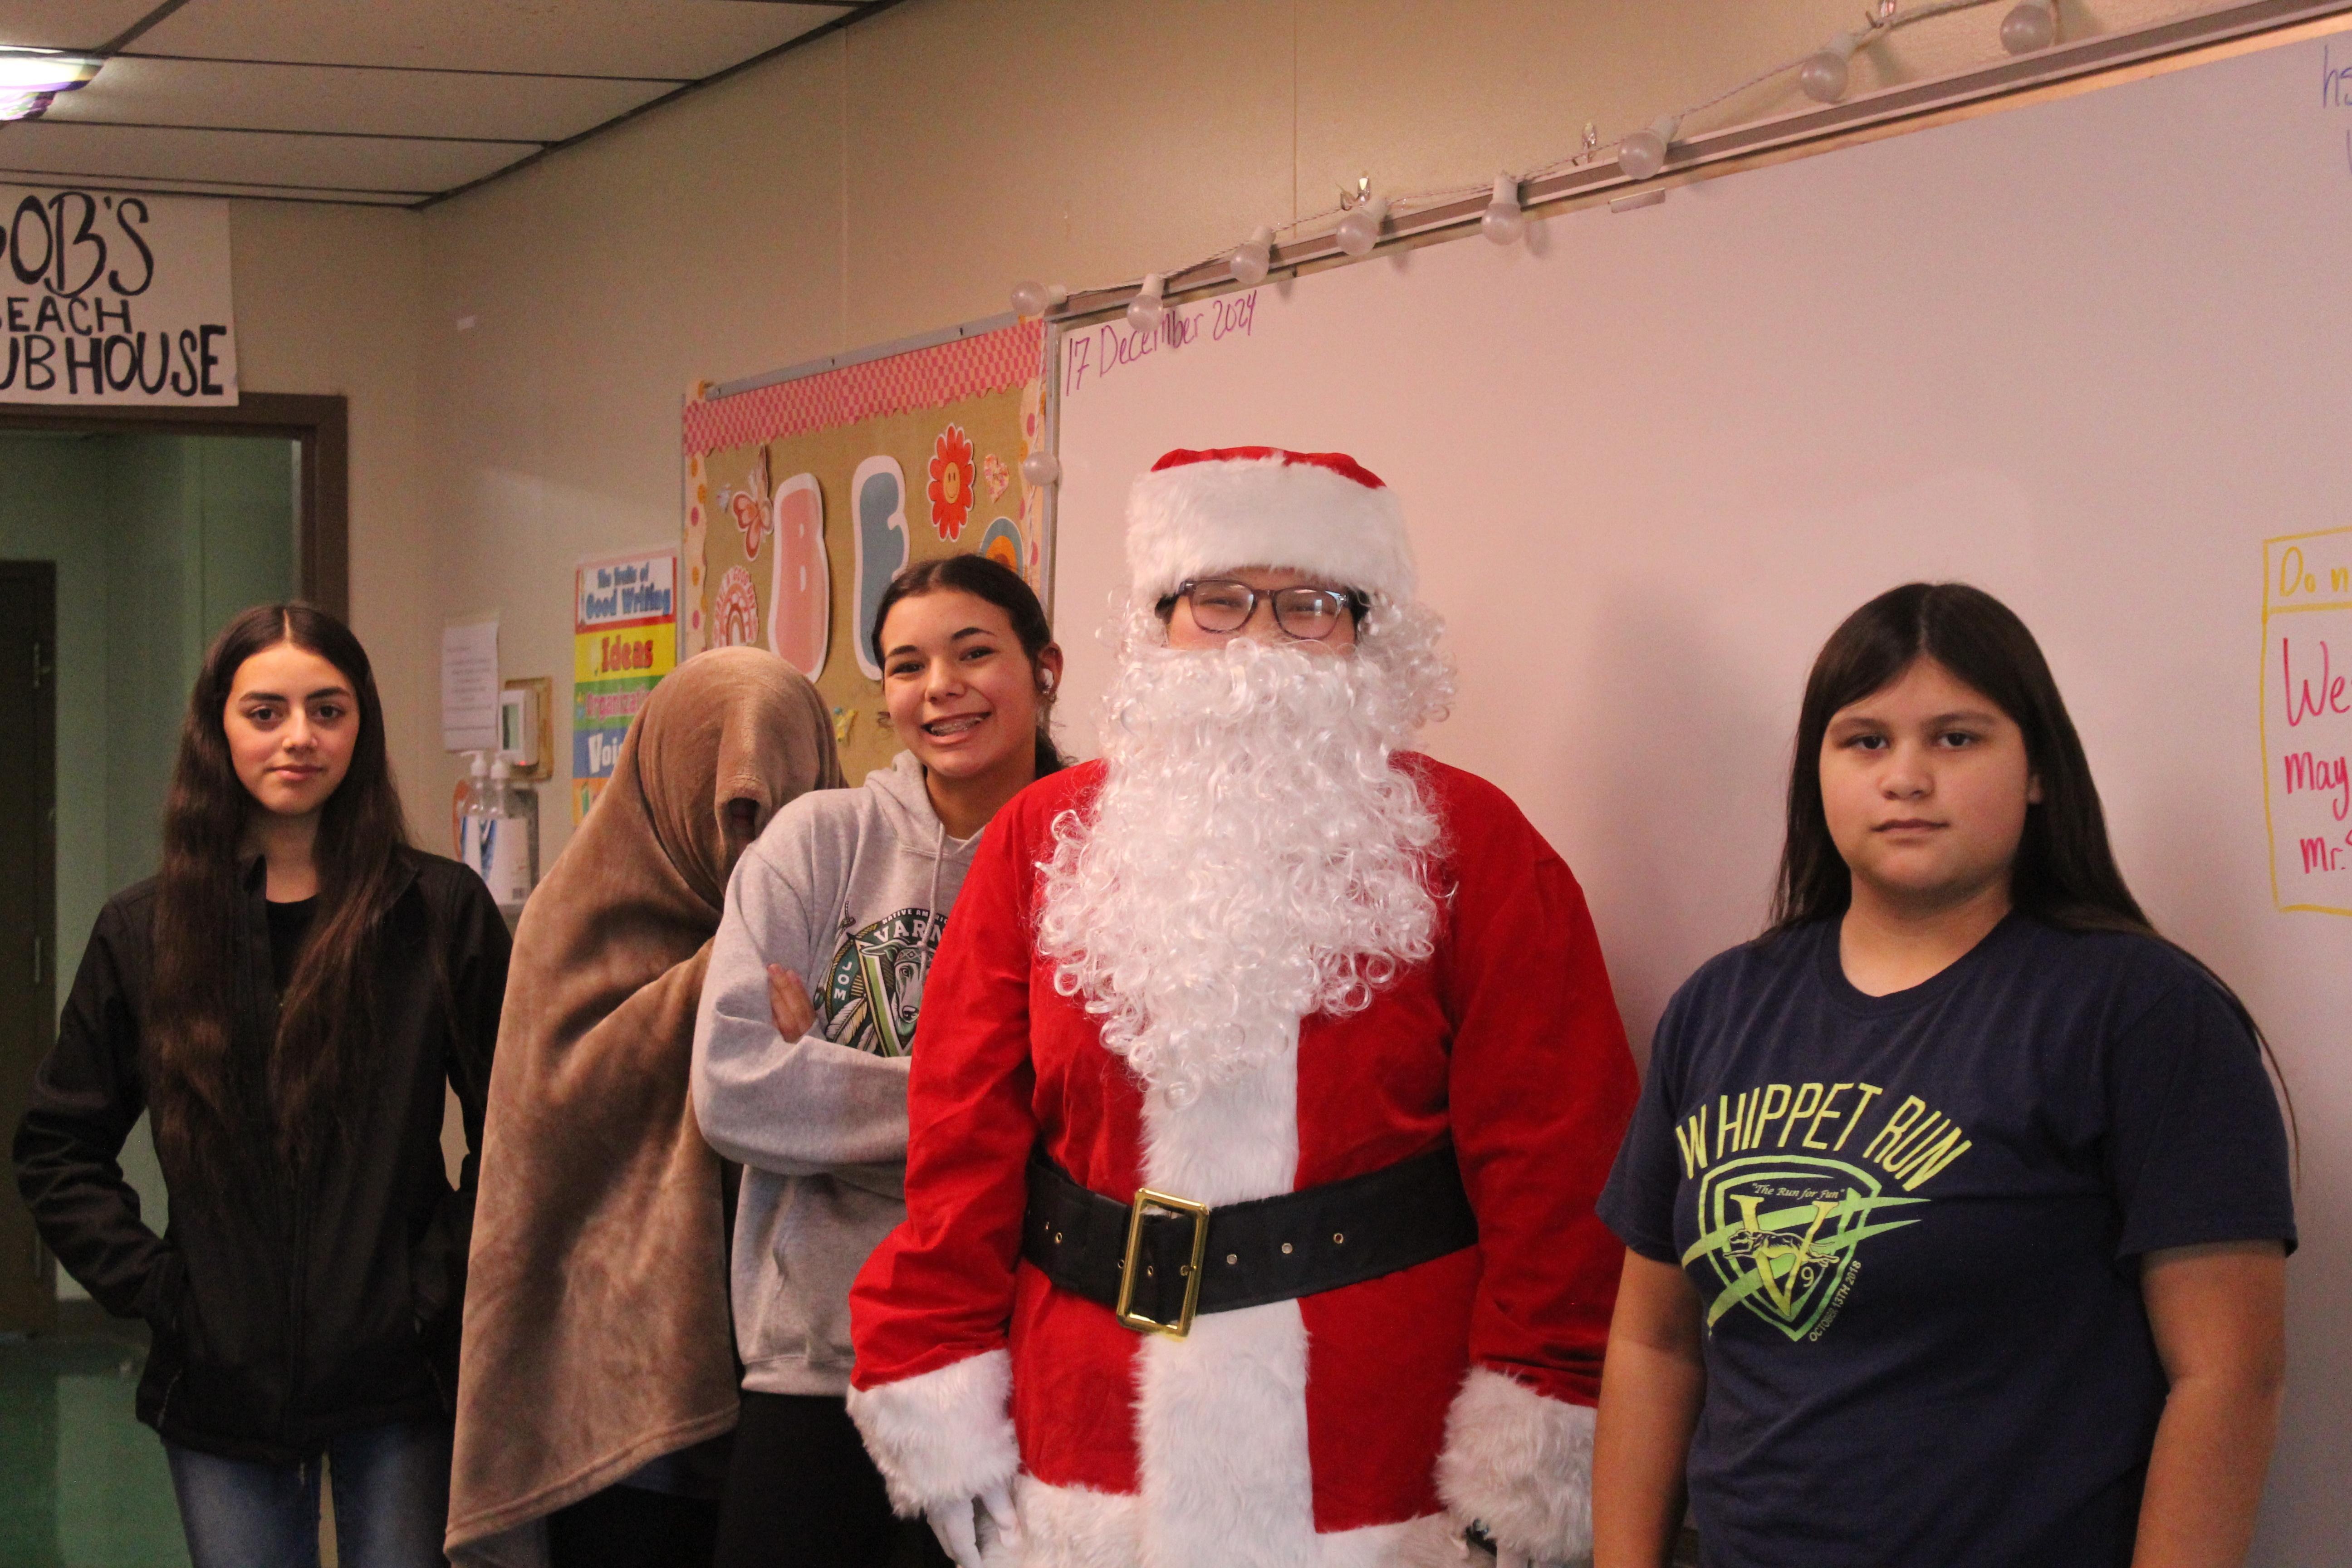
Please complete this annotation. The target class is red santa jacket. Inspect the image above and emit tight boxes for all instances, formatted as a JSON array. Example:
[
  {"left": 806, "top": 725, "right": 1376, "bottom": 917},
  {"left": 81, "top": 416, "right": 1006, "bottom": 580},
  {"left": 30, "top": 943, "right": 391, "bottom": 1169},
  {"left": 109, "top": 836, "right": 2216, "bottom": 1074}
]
[{"left": 848, "top": 756, "right": 1635, "bottom": 1566}]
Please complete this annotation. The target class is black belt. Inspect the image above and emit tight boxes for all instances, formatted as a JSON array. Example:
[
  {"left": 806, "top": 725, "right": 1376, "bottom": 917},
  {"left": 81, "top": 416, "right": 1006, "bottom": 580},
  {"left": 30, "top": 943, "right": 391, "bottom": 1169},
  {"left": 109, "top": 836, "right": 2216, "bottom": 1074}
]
[{"left": 1019, "top": 1142, "right": 1478, "bottom": 1338}]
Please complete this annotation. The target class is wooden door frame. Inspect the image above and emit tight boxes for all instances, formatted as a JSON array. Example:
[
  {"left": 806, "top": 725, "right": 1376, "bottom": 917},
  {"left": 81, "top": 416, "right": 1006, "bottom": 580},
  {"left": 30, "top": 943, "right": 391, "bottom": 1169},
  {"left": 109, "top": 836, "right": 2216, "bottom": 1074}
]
[
  {"left": 0, "top": 561, "right": 58, "bottom": 1333},
  {"left": 0, "top": 393, "right": 350, "bottom": 617}
]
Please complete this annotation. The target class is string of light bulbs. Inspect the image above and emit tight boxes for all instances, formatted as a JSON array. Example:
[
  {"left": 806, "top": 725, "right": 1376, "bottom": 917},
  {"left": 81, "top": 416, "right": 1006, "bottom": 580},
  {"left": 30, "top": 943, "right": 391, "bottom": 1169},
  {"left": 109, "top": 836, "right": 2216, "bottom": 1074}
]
[{"left": 1007, "top": 0, "right": 2059, "bottom": 369}]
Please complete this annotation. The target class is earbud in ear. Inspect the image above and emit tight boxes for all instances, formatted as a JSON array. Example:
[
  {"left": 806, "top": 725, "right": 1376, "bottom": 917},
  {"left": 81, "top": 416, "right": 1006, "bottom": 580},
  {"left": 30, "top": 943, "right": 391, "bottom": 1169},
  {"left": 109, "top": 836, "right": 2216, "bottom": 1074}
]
[{"left": 1041, "top": 672, "right": 1056, "bottom": 692}]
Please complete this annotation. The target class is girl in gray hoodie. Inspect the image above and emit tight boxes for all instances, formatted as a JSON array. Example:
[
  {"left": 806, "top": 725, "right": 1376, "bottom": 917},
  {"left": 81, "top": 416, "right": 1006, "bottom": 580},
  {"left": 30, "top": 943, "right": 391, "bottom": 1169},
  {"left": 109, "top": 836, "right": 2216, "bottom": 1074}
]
[{"left": 691, "top": 555, "right": 1063, "bottom": 1568}]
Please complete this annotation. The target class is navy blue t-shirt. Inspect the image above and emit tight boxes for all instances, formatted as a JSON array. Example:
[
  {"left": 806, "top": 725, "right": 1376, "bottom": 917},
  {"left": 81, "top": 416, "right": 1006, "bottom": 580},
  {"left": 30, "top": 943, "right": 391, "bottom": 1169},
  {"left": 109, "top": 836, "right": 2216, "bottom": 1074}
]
[{"left": 1597, "top": 914, "right": 2294, "bottom": 1568}]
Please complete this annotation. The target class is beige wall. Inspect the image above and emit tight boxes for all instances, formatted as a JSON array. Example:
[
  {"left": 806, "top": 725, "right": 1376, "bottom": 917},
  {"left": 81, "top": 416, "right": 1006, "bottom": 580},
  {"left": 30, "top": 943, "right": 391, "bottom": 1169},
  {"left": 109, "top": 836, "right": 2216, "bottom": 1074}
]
[
  {"left": 225, "top": 202, "right": 434, "bottom": 833},
  {"left": 383, "top": 0, "right": 2195, "bottom": 863}
]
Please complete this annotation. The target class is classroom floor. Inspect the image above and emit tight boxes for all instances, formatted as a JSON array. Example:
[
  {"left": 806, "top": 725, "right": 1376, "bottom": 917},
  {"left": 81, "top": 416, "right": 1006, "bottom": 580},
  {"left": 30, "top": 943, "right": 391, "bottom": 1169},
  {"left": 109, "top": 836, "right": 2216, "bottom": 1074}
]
[
  {"left": 1, "top": 1303, "right": 1699, "bottom": 1568},
  {"left": 0, "top": 1305, "right": 190, "bottom": 1568}
]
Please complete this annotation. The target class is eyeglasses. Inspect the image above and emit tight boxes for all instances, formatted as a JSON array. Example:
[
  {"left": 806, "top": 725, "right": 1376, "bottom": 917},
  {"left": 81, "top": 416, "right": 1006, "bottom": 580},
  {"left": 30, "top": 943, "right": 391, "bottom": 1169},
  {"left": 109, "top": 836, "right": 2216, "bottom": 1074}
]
[{"left": 1168, "top": 579, "right": 1367, "bottom": 642}]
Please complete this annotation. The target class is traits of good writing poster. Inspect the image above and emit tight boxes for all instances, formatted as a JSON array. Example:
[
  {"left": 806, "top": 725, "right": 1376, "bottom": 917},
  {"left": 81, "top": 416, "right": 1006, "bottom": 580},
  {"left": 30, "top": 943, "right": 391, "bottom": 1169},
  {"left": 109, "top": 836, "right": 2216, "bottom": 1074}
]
[
  {"left": 681, "top": 317, "right": 1047, "bottom": 784},
  {"left": 0, "top": 186, "right": 237, "bottom": 405},
  {"left": 573, "top": 548, "right": 677, "bottom": 821}
]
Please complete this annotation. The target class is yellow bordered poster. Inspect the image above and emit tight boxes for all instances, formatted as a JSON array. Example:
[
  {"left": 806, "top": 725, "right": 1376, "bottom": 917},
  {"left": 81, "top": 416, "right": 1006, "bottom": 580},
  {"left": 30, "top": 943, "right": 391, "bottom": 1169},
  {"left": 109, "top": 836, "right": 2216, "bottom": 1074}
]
[
  {"left": 2259, "top": 526, "right": 2352, "bottom": 915},
  {"left": 572, "top": 547, "right": 677, "bottom": 820}
]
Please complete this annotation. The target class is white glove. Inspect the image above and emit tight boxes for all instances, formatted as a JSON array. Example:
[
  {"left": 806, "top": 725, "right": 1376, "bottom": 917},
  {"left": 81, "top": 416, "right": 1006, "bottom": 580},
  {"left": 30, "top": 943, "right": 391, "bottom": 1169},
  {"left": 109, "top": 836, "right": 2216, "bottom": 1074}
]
[{"left": 925, "top": 1480, "right": 1019, "bottom": 1568}]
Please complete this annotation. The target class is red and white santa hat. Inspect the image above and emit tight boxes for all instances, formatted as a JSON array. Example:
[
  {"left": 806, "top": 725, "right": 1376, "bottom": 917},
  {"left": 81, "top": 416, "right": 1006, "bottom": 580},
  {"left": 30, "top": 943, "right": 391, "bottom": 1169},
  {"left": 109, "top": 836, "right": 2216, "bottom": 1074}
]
[{"left": 1126, "top": 446, "right": 1415, "bottom": 609}]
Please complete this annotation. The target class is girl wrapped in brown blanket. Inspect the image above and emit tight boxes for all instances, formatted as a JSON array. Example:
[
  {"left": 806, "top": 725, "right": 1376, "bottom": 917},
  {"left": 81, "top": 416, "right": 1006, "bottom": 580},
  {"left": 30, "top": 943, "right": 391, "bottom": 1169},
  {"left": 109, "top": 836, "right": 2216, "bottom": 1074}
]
[{"left": 446, "top": 647, "right": 843, "bottom": 1567}]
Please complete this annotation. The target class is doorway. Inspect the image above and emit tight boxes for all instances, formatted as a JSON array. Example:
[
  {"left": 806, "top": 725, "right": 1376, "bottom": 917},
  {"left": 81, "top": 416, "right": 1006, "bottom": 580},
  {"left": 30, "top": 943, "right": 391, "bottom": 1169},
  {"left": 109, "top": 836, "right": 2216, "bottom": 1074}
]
[
  {"left": 0, "top": 563, "right": 56, "bottom": 1337},
  {"left": 0, "top": 393, "right": 342, "bottom": 1342},
  {"left": 0, "top": 409, "right": 340, "bottom": 1567},
  {"left": 0, "top": 395, "right": 348, "bottom": 1568}
]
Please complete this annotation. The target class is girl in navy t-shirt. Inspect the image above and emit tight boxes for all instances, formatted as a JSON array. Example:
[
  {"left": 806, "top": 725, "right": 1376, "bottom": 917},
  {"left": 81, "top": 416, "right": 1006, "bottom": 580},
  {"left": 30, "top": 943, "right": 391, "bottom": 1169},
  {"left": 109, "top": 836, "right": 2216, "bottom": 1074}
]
[{"left": 1592, "top": 583, "right": 2293, "bottom": 1568}]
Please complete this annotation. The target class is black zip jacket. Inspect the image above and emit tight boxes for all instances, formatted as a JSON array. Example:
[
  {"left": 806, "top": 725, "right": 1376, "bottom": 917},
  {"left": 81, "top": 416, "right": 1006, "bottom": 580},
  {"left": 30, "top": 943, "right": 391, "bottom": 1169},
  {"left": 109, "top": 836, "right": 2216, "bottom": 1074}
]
[{"left": 13, "top": 850, "right": 508, "bottom": 1464}]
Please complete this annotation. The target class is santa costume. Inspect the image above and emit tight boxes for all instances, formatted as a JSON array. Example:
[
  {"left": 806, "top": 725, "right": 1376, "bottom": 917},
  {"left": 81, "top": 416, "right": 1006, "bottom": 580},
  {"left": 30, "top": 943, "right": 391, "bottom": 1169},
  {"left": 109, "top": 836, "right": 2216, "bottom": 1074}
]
[{"left": 847, "top": 448, "right": 1637, "bottom": 1568}]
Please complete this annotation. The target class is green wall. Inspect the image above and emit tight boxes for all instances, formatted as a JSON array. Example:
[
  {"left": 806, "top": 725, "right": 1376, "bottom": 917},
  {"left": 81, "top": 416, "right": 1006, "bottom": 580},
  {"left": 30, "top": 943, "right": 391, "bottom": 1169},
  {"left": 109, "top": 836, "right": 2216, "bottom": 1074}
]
[
  {"left": 0, "top": 431, "right": 297, "bottom": 1298},
  {"left": 100, "top": 437, "right": 299, "bottom": 892}
]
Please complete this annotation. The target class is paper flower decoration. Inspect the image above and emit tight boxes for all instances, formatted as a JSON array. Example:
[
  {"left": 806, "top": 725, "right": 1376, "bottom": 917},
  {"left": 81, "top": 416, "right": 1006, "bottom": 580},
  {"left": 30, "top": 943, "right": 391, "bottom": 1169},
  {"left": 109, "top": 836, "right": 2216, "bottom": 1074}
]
[
  {"left": 684, "top": 456, "right": 710, "bottom": 646},
  {"left": 1019, "top": 379, "right": 1044, "bottom": 454},
  {"left": 982, "top": 453, "right": 1011, "bottom": 501},
  {"left": 1017, "top": 380, "right": 1048, "bottom": 535},
  {"left": 711, "top": 565, "right": 760, "bottom": 648},
  {"left": 927, "top": 424, "right": 976, "bottom": 539}
]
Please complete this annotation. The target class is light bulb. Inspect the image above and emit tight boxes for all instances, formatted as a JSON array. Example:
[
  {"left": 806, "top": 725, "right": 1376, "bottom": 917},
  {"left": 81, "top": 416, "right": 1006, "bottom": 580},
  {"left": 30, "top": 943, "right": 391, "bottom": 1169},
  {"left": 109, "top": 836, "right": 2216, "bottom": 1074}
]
[
  {"left": 1334, "top": 196, "right": 1388, "bottom": 258},
  {"left": 1126, "top": 273, "right": 1166, "bottom": 333},
  {"left": 1618, "top": 116, "right": 1678, "bottom": 181},
  {"left": 1020, "top": 451, "right": 1061, "bottom": 487},
  {"left": 1617, "top": 131, "right": 1666, "bottom": 181},
  {"left": 1230, "top": 226, "right": 1275, "bottom": 286},
  {"left": 1798, "top": 33, "right": 1856, "bottom": 103},
  {"left": 1481, "top": 176, "right": 1525, "bottom": 246},
  {"left": 1009, "top": 279, "right": 1066, "bottom": 318},
  {"left": 2001, "top": 0, "right": 2055, "bottom": 54}
]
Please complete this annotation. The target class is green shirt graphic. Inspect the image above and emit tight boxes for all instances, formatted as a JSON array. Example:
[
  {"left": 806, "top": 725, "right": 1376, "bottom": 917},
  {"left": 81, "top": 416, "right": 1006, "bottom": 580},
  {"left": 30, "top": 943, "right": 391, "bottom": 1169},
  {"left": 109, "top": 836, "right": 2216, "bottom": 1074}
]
[{"left": 1685, "top": 1155, "right": 1925, "bottom": 1340}]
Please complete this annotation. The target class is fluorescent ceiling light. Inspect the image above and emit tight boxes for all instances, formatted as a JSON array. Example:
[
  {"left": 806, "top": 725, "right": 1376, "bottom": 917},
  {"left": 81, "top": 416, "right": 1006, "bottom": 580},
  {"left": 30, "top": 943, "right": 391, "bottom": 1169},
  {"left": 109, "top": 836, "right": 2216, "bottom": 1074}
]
[
  {"left": 0, "top": 47, "right": 101, "bottom": 119},
  {"left": 0, "top": 49, "right": 102, "bottom": 92}
]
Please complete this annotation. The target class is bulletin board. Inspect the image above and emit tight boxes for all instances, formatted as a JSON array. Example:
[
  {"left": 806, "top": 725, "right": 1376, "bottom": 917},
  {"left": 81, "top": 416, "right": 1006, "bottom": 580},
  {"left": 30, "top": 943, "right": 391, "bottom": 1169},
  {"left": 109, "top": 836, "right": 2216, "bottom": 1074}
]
[{"left": 683, "top": 317, "right": 1049, "bottom": 782}]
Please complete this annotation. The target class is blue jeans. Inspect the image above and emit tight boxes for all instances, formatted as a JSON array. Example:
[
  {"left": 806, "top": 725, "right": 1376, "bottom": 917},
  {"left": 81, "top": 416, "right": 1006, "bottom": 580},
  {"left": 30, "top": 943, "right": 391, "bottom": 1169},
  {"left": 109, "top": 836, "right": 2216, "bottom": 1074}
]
[{"left": 164, "top": 1420, "right": 453, "bottom": 1568}]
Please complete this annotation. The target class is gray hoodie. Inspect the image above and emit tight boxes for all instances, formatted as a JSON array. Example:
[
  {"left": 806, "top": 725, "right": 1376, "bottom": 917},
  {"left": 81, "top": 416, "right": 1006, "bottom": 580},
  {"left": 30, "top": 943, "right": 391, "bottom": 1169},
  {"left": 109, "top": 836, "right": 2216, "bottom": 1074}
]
[{"left": 691, "top": 751, "right": 978, "bottom": 1396}]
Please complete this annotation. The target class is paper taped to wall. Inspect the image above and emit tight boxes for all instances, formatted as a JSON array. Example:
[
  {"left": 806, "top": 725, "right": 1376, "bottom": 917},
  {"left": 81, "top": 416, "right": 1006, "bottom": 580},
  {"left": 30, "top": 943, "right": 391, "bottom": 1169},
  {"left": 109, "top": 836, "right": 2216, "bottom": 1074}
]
[{"left": 441, "top": 617, "right": 500, "bottom": 752}]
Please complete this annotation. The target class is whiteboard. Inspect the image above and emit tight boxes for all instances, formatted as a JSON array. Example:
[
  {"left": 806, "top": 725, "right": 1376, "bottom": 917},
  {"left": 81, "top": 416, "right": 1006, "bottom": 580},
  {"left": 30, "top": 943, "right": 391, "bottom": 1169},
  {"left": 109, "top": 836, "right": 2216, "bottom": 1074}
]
[{"left": 1051, "top": 26, "right": 2352, "bottom": 1563}]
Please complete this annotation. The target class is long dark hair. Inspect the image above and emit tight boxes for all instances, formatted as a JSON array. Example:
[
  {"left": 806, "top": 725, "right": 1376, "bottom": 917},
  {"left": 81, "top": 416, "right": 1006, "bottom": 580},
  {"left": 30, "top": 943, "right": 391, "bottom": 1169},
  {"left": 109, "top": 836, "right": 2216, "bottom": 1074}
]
[
  {"left": 1768, "top": 583, "right": 2294, "bottom": 1152},
  {"left": 150, "top": 603, "right": 414, "bottom": 1176},
  {"left": 1769, "top": 582, "right": 2138, "bottom": 936},
  {"left": 871, "top": 554, "right": 1066, "bottom": 779}
]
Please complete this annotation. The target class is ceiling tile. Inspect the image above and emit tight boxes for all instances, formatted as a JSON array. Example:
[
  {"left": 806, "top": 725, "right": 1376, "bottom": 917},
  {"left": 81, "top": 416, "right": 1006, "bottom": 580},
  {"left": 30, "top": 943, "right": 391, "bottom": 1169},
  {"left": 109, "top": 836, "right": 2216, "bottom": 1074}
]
[
  {"left": 133, "top": 0, "right": 857, "bottom": 80},
  {"left": 48, "top": 54, "right": 671, "bottom": 142},
  {"left": 0, "top": 1, "right": 157, "bottom": 52},
  {"left": 0, "top": 120, "right": 528, "bottom": 195},
  {"left": 0, "top": 167, "right": 416, "bottom": 203}
]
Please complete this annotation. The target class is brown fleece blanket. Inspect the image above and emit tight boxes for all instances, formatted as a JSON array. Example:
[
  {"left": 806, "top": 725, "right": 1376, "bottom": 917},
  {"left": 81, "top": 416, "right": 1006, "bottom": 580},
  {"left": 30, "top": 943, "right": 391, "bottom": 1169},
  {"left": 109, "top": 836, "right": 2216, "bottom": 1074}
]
[{"left": 446, "top": 647, "right": 843, "bottom": 1566}]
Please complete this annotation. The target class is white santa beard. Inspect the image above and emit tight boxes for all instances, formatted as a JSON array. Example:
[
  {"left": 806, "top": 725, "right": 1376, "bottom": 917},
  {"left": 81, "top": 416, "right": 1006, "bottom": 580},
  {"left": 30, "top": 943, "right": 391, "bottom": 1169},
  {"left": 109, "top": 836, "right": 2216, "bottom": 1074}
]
[{"left": 1035, "top": 610, "right": 1450, "bottom": 1108}]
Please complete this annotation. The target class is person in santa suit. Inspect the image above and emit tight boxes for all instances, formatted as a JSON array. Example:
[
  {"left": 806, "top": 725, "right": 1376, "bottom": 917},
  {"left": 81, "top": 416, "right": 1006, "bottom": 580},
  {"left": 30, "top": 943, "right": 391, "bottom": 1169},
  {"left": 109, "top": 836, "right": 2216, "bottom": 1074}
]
[{"left": 845, "top": 446, "right": 1637, "bottom": 1568}]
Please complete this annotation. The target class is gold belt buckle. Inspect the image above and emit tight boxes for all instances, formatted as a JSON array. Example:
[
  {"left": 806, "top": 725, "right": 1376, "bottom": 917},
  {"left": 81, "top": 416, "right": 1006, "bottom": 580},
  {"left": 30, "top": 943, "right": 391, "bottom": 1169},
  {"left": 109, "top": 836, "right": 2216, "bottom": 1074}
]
[{"left": 1115, "top": 1187, "right": 1211, "bottom": 1338}]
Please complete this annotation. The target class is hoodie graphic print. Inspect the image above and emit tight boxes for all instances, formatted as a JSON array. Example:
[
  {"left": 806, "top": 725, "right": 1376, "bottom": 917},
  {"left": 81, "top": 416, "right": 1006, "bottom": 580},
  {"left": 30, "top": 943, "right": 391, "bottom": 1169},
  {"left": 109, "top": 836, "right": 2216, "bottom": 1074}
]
[{"left": 818, "top": 904, "right": 945, "bottom": 1058}]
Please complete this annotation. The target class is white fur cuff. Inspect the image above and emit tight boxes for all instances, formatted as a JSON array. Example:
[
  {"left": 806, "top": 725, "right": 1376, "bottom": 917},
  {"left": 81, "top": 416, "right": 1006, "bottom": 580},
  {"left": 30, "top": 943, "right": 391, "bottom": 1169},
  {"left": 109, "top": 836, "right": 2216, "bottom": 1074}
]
[
  {"left": 846, "top": 1350, "right": 1021, "bottom": 1517},
  {"left": 1434, "top": 1367, "right": 1596, "bottom": 1564}
]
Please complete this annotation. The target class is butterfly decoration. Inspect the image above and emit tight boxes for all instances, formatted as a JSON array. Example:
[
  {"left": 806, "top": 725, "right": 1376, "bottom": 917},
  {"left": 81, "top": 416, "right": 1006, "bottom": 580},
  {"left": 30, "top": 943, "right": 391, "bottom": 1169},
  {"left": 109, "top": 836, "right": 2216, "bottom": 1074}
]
[{"left": 724, "top": 448, "right": 773, "bottom": 561}]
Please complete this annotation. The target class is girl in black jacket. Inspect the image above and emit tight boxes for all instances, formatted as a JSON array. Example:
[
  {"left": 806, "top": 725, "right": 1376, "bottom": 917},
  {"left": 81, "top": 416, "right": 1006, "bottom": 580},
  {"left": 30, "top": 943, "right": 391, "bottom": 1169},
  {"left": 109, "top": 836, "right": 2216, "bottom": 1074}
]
[{"left": 14, "top": 603, "right": 509, "bottom": 1568}]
